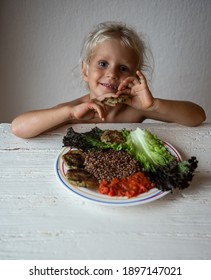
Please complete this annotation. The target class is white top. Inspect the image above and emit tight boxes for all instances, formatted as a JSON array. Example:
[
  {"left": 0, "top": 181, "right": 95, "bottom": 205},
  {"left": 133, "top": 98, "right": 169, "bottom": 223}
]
[{"left": 0, "top": 122, "right": 211, "bottom": 260}]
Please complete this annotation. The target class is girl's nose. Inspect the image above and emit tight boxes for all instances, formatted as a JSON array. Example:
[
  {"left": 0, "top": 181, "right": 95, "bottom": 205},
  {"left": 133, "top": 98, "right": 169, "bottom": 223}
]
[{"left": 106, "top": 67, "right": 118, "bottom": 79}]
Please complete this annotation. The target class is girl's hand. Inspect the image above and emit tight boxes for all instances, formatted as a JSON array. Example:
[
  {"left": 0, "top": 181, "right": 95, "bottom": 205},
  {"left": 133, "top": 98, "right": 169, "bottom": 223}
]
[
  {"left": 72, "top": 100, "right": 106, "bottom": 121},
  {"left": 72, "top": 93, "right": 118, "bottom": 121},
  {"left": 117, "top": 71, "right": 154, "bottom": 110},
  {"left": 71, "top": 93, "right": 118, "bottom": 121}
]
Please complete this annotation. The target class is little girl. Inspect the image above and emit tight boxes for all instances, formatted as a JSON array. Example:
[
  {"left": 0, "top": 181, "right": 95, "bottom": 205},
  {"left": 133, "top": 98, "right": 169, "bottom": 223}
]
[{"left": 11, "top": 21, "right": 206, "bottom": 138}]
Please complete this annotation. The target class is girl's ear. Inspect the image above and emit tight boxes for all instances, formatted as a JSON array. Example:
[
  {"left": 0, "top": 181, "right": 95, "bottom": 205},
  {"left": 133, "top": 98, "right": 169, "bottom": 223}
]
[{"left": 81, "top": 61, "right": 89, "bottom": 82}]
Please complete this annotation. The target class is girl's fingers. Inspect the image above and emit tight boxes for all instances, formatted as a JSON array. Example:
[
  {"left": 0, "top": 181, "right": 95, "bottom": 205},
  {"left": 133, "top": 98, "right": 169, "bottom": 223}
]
[
  {"left": 96, "top": 93, "right": 118, "bottom": 102},
  {"left": 118, "top": 71, "right": 147, "bottom": 92},
  {"left": 118, "top": 77, "right": 140, "bottom": 91},
  {"left": 87, "top": 101, "right": 106, "bottom": 120},
  {"left": 116, "top": 88, "right": 131, "bottom": 95},
  {"left": 136, "top": 70, "right": 146, "bottom": 84}
]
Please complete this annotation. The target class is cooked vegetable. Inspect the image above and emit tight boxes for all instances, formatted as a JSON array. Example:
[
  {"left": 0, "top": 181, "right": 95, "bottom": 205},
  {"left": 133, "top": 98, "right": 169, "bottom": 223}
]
[
  {"left": 66, "top": 168, "right": 99, "bottom": 189},
  {"left": 99, "top": 172, "right": 155, "bottom": 198},
  {"left": 62, "top": 149, "right": 85, "bottom": 169},
  {"left": 63, "top": 127, "right": 198, "bottom": 191}
]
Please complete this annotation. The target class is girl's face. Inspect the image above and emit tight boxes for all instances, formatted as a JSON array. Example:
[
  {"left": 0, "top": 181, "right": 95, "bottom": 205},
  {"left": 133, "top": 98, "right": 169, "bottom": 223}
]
[{"left": 82, "top": 39, "right": 138, "bottom": 98}]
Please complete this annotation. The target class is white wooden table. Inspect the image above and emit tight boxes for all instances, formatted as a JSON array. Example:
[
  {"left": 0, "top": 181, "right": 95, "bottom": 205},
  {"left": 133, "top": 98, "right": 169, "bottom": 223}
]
[{"left": 0, "top": 122, "right": 211, "bottom": 260}]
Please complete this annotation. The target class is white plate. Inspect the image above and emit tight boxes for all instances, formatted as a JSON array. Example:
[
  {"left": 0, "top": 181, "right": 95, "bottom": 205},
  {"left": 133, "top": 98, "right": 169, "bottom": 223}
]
[{"left": 55, "top": 141, "right": 182, "bottom": 206}]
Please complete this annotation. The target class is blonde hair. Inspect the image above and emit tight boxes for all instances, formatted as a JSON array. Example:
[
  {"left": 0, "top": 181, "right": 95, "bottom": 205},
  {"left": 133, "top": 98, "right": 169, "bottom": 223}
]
[{"left": 80, "top": 21, "right": 153, "bottom": 75}]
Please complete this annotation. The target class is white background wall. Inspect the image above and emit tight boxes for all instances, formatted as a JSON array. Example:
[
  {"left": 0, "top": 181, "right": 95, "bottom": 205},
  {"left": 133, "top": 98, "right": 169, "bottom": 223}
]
[{"left": 0, "top": 0, "right": 210, "bottom": 123}]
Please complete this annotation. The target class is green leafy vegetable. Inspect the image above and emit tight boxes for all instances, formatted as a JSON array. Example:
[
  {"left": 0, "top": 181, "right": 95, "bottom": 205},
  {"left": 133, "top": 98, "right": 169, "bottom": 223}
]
[
  {"left": 63, "top": 127, "right": 103, "bottom": 150},
  {"left": 63, "top": 127, "right": 129, "bottom": 151},
  {"left": 146, "top": 156, "right": 198, "bottom": 191},
  {"left": 128, "top": 128, "right": 175, "bottom": 171}
]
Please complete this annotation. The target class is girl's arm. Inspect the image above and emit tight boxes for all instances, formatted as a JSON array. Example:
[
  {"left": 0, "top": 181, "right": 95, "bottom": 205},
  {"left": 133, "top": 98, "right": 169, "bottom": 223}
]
[
  {"left": 142, "top": 98, "right": 206, "bottom": 126},
  {"left": 11, "top": 96, "right": 109, "bottom": 138},
  {"left": 11, "top": 91, "right": 122, "bottom": 138},
  {"left": 11, "top": 103, "right": 73, "bottom": 138}
]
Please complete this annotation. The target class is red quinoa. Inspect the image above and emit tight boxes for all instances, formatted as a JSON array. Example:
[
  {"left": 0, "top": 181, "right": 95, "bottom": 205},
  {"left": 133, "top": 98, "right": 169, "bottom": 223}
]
[{"left": 84, "top": 149, "right": 140, "bottom": 181}]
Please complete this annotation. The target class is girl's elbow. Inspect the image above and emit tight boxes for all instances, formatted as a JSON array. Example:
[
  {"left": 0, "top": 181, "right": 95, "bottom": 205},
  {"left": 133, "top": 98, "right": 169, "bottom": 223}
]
[
  {"left": 11, "top": 122, "right": 21, "bottom": 137},
  {"left": 191, "top": 109, "right": 206, "bottom": 126},
  {"left": 198, "top": 109, "right": 206, "bottom": 125},
  {"left": 11, "top": 121, "right": 29, "bottom": 138}
]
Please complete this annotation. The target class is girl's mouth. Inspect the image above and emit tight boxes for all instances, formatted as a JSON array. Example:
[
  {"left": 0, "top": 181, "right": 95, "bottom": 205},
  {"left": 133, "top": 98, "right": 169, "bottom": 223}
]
[{"left": 100, "top": 83, "right": 118, "bottom": 91}]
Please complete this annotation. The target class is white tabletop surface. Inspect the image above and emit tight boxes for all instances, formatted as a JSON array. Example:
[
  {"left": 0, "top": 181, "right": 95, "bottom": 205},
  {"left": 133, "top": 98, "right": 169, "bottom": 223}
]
[{"left": 0, "top": 122, "right": 211, "bottom": 260}]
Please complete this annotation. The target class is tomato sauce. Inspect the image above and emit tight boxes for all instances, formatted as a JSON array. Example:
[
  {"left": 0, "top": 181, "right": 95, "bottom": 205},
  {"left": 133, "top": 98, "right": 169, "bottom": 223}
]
[{"left": 99, "top": 172, "right": 155, "bottom": 198}]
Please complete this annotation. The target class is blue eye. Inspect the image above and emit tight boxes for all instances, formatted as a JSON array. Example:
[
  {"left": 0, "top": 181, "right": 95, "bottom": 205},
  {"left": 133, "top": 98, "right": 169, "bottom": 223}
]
[
  {"left": 98, "top": 60, "right": 108, "bottom": 68},
  {"left": 120, "top": 65, "right": 130, "bottom": 73}
]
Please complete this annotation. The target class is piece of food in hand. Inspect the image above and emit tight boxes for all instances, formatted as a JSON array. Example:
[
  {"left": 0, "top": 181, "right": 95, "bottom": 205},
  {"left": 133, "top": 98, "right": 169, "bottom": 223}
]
[
  {"left": 62, "top": 149, "right": 85, "bottom": 169},
  {"left": 66, "top": 169, "right": 99, "bottom": 189},
  {"left": 104, "top": 93, "right": 131, "bottom": 105}
]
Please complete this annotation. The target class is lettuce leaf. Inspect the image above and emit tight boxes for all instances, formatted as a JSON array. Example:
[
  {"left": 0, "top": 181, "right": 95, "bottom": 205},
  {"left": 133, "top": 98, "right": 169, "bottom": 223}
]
[{"left": 128, "top": 128, "right": 175, "bottom": 171}]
